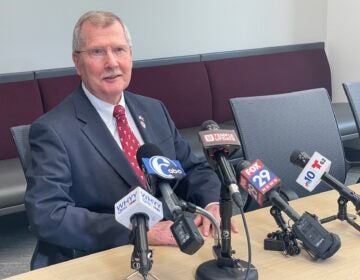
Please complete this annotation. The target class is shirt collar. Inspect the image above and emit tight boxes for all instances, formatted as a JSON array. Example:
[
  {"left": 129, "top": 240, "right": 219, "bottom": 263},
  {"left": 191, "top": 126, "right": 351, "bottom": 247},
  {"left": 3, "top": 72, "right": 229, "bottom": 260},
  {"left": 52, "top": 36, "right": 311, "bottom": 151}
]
[{"left": 82, "top": 83, "right": 126, "bottom": 122}]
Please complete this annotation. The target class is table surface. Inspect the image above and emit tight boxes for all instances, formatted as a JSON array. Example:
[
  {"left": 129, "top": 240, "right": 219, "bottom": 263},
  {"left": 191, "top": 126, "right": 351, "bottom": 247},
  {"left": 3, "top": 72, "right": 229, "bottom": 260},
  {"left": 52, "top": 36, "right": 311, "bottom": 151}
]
[{"left": 6, "top": 185, "right": 360, "bottom": 280}]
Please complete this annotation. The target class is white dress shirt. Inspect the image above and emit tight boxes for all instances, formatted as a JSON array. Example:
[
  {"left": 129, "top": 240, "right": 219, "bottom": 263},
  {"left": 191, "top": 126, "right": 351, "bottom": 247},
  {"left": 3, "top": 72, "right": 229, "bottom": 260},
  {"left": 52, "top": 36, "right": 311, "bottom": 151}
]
[{"left": 82, "top": 83, "right": 145, "bottom": 150}]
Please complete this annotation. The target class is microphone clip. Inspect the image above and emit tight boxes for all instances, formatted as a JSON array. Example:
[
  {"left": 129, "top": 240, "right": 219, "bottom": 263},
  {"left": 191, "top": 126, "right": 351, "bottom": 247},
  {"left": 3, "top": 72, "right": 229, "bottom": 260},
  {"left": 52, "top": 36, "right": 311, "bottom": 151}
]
[
  {"left": 264, "top": 230, "right": 300, "bottom": 256},
  {"left": 130, "top": 246, "right": 153, "bottom": 273}
]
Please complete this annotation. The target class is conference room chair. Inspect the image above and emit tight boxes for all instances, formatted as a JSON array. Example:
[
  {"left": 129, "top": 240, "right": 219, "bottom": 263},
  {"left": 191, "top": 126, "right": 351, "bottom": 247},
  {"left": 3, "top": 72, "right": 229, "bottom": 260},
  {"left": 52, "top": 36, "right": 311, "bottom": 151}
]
[
  {"left": 10, "top": 125, "right": 31, "bottom": 174},
  {"left": 342, "top": 82, "right": 360, "bottom": 162},
  {"left": 343, "top": 82, "right": 360, "bottom": 136},
  {"left": 230, "top": 88, "right": 360, "bottom": 211},
  {"left": 10, "top": 124, "right": 41, "bottom": 269}
]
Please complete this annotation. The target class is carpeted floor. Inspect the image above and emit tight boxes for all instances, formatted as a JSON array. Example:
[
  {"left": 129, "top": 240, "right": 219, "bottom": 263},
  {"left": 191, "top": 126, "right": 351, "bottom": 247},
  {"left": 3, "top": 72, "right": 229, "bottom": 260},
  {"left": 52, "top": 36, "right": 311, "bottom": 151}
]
[{"left": 0, "top": 212, "right": 36, "bottom": 279}]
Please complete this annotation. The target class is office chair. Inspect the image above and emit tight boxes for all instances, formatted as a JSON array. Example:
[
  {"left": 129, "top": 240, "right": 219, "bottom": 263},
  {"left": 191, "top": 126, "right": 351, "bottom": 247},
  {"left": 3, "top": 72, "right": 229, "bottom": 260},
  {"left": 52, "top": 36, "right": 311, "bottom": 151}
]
[
  {"left": 342, "top": 82, "right": 360, "bottom": 162},
  {"left": 10, "top": 125, "right": 31, "bottom": 173},
  {"left": 343, "top": 82, "right": 360, "bottom": 135},
  {"left": 10, "top": 124, "right": 40, "bottom": 269},
  {"left": 230, "top": 88, "right": 360, "bottom": 211}
]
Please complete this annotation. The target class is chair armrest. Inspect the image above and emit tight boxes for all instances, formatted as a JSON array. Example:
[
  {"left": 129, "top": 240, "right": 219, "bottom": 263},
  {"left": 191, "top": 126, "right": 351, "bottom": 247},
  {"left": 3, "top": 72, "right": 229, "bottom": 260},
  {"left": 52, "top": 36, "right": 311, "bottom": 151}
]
[{"left": 344, "top": 159, "right": 360, "bottom": 185}]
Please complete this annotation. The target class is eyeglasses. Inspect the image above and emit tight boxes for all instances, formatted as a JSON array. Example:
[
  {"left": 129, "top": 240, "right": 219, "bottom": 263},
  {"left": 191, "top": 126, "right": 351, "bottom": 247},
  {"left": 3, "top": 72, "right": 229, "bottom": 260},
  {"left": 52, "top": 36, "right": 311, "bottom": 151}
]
[{"left": 75, "top": 46, "right": 131, "bottom": 59}]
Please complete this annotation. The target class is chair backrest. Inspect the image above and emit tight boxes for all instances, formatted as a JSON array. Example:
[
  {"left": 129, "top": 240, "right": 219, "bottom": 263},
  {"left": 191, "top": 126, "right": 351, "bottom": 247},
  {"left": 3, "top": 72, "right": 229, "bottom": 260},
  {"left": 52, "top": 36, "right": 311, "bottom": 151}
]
[
  {"left": 343, "top": 82, "right": 360, "bottom": 135},
  {"left": 230, "top": 88, "right": 346, "bottom": 210},
  {"left": 10, "top": 125, "right": 31, "bottom": 173}
]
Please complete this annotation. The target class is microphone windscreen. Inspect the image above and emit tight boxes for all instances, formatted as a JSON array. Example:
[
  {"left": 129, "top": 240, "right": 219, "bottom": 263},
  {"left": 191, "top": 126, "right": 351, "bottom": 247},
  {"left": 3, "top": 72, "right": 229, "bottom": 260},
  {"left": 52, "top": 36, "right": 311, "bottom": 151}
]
[
  {"left": 290, "top": 150, "right": 310, "bottom": 168},
  {"left": 235, "top": 159, "right": 252, "bottom": 178},
  {"left": 136, "top": 143, "right": 164, "bottom": 166},
  {"left": 200, "top": 120, "right": 220, "bottom": 131}
]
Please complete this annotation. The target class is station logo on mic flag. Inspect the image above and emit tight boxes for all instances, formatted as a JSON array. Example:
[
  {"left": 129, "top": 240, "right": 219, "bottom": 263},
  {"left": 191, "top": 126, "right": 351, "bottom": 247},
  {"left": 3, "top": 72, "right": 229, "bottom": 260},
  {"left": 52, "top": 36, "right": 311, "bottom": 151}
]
[
  {"left": 198, "top": 129, "right": 240, "bottom": 148},
  {"left": 115, "top": 187, "right": 163, "bottom": 229},
  {"left": 141, "top": 156, "right": 185, "bottom": 180},
  {"left": 295, "top": 152, "right": 331, "bottom": 192},
  {"left": 240, "top": 160, "right": 281, "bottom": 206}
]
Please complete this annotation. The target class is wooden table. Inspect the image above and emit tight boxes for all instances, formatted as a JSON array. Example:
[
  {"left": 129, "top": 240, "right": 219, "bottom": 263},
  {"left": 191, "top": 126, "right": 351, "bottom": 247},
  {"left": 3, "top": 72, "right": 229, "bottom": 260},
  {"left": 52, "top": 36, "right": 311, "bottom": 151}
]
[{"left": 6, "top": 185, "right": 360, "bottom": 280}]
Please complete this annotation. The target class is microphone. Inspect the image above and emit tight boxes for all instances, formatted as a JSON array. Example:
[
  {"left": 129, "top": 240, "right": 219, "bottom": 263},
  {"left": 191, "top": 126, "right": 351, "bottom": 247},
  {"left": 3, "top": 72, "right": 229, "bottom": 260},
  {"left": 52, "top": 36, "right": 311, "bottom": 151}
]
[
  {"left": 198, "top": 120, "right": 244, "bottom": 208},
  {"left": 198, "top": 120, "right": 240, "bottom": 167},
  {"left": 115, "top": 186, "right": 163, "bottom": 277},
  {"left": 237, "top": 160, "right": 300, "bottom": 221},
  {"left": 197, "top": 121, "right": 258, "bottom": 280},
  {"left": 290, "top": 150, "right": 360, "bottom": 213},
  {"left": 237, "top": 159, "right": 341, "bottom": 260},
  {"left": 136, "top": 144, "right": 204, "bottom": 255}
]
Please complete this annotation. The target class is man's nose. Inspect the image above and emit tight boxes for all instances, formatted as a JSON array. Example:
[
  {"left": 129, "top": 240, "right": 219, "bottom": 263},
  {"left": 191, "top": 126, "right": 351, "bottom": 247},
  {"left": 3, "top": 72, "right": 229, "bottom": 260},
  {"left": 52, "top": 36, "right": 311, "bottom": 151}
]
[{"left": 104, "top": 49, "right": 118, "bottom": 67}]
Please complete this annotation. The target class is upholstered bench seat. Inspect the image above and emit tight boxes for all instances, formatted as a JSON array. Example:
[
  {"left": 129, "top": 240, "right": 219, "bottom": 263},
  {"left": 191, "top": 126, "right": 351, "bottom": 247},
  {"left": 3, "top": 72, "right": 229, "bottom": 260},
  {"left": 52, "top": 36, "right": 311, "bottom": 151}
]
[{"left": 0, "top": 158, "right": 26, "bottom": 215}]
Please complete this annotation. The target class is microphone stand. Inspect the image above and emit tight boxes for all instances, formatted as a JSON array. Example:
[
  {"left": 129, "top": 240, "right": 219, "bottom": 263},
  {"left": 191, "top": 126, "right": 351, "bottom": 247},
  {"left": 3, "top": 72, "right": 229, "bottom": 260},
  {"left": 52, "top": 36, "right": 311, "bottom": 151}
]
[
  {"left": 290, "top": 151, "right": 360, "bottom": 231},
  {"left": 124, "top": 214, "right": 160, "bottom": 280},
  {"left": 320, "top": 195, "right": 360, "bottom": 231},
  {"left": 264, "top": 206, "right": 300, "bottom": 256},
  {"left": 195, "top": 155, "right": 258, "bottom": 280}
]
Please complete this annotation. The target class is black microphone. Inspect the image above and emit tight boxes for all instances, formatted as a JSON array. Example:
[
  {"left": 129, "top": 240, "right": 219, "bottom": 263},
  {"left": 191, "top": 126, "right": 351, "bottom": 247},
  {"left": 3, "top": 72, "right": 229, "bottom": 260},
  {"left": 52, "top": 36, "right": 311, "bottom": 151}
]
[
  {"left": 237, "top": 159, "right": 341, "bottom": 260},
  {"left": 237, "top": 160, "right": 300, "bottom": 221},
  {"left": 198, "top": 120, "right": 244, "bottom": 208},
  {"left": 136, "top": 144, "right": 204, "bottom": 255},
  {"left": 197, "top": 121, "right": 258, "bottom": 280},
  {"left": 290, "top": 150, "right": 360, "bottom": 213},
  {"left": 115, "top": 187, "right": 163, "bottom": 277},
  {"left": 129, "top": 214, "right": 150, "bottom": 273}
]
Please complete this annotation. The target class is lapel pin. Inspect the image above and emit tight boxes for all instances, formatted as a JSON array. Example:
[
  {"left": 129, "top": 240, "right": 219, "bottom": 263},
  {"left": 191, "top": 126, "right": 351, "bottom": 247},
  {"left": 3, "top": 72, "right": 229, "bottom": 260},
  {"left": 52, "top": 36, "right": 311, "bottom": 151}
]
[{"left": 139, "top": 115, "right": 146, "bottom": 128}]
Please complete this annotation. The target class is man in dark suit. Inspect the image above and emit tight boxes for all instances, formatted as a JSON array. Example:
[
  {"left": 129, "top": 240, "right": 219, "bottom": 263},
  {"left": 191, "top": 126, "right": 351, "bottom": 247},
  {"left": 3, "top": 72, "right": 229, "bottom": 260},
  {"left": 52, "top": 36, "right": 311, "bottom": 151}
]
[{"left": 25, "top": 11, "right": 237, "bottom": 269}]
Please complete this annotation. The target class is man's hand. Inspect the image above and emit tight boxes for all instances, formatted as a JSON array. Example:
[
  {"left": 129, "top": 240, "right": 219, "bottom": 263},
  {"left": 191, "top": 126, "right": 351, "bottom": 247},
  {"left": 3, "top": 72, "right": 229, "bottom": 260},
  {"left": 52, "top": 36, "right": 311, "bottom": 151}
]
[
  {"left": 147, "top": 220, "right": 177, "bottom": 246},
  {"left": 194, "top": 203, "right": 239, "bottom": 238}
]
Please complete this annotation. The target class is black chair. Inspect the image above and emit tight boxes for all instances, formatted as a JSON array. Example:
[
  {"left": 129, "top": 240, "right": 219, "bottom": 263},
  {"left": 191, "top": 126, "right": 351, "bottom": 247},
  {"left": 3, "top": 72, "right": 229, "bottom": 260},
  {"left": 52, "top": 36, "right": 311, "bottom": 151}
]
[
  {"left": 10, "top": 124, "right": 40, "bottom": 269},
  {"left": 230, "top": 88, "right": 360, "bottom": 211},
  {"left": 10, "top": 125, "right": 31, "bottom": 173},
  {"left": 342, "top": 82, "right": 360, "bottom": 162},
  {"left": 343, "top": 82, "right": 360, "bottom": 135}
]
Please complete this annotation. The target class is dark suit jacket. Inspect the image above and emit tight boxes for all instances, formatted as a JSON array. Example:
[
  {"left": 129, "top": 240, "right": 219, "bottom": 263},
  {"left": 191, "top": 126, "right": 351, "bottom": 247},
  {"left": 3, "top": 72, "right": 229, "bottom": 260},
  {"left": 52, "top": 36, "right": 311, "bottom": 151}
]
[{"left": 25, "top": 87, "right": 220, "bottom": 269}]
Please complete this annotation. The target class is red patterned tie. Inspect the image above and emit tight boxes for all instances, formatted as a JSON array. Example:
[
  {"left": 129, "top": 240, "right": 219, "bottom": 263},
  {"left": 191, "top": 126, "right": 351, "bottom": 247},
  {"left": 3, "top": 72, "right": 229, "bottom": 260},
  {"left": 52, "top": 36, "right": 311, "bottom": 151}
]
[{"left": 113, "top": 105, "right": 146, "bottom": 186}]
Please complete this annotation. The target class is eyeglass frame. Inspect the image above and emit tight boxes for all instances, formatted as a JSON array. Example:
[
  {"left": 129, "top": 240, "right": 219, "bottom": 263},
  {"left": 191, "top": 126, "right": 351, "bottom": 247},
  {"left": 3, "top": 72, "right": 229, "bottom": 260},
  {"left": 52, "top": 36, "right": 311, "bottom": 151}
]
[{"left": 74, "top": 46, "right": 132, "bottom": 59}]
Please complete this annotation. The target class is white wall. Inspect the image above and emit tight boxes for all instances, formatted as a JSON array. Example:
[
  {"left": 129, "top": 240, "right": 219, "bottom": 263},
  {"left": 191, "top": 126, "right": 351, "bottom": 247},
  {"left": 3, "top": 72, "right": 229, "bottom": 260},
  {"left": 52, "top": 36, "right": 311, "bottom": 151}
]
[
  {"left": 327, "top": 0, "right": 360, "bottom": 102},
  {"left": 0, "top": 0, "right": 327, "bottom": 74}
]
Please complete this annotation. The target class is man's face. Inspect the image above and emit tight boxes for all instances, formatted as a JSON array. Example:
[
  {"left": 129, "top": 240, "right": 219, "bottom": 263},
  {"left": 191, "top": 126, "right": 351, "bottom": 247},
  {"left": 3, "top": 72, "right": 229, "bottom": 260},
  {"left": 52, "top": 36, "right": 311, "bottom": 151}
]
[{"left": 72, "top": 21, "right": 133, "bottom": 104}]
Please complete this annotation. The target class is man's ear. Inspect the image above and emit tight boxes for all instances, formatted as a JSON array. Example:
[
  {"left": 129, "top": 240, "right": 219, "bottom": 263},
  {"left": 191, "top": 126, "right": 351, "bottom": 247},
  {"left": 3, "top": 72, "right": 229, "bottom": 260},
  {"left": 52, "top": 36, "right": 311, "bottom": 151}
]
[
  {"left": 129, "top": 48, "right": 133, "bottom": 68},
  {"left": 72, "top": 53, "right": 82, "bottom": 76}
]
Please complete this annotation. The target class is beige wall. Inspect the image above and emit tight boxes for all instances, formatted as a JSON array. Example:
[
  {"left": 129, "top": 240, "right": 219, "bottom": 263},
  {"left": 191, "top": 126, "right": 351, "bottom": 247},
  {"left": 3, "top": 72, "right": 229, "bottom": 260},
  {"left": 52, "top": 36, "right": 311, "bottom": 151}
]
[
  {"left": 327, "top": 0, "right": 360, "bottom": 102},
  {"left": 0, "top": 0, "right": 327, "bottom": 74}
]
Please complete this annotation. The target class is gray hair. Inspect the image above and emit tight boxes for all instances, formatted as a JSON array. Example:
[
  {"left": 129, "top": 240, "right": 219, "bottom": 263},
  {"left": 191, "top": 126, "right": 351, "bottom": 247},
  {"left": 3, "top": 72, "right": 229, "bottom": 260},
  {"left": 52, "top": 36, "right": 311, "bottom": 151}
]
[{"left": 72, "top": 11, "right": 132, "bottom": 52}]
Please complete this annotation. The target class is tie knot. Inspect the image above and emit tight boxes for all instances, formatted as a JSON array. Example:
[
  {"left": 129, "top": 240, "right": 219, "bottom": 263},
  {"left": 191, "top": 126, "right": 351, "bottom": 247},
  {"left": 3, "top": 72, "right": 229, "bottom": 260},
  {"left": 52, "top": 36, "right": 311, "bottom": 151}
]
[{"left": 113, "top": 105, "right": 125, "bottom": 120}]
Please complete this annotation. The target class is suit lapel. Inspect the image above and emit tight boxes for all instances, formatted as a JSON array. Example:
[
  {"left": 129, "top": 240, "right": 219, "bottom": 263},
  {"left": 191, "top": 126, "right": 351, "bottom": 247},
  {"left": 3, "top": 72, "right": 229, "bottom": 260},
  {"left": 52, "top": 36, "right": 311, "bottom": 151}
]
[
  {"left": 125, "top": 92, "right": 157, "bottom": 144},
  {"left": 72, "top": 88, "right": 141, "bottom": 188}
]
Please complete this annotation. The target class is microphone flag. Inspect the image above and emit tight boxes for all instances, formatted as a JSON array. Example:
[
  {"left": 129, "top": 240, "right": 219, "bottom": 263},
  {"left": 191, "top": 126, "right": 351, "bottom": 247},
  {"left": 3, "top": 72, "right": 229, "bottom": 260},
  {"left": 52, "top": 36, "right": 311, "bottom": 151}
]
[
  {"left": 141, "top": 156, "right": 186, "bottom": 180},
  {"left": 115, "top": 187, "right": 163, "bottom": 229},
  {"left": 239, "top": 159, "right": 281, "bottom": 206},
  {"left": 295, "top": 152, "right": 331, "bottom": 192}
]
